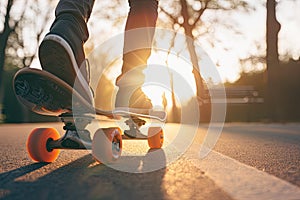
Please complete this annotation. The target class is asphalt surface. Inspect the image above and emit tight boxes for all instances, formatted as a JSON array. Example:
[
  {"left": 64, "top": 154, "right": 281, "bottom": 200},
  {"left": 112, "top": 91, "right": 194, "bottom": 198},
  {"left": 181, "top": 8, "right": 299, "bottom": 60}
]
[
  {"left": 0, "top": 122, "right": 299, "bottom": 200},
  {"left": 214, "top": 123, "right": 300, "bottom": 187}
]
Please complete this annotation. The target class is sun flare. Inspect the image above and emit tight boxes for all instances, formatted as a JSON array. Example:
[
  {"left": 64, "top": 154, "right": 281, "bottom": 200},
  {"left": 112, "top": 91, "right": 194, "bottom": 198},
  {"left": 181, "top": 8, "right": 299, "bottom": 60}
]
[{"left": 143, "top": 51, "right": 197, "bottom": 108}]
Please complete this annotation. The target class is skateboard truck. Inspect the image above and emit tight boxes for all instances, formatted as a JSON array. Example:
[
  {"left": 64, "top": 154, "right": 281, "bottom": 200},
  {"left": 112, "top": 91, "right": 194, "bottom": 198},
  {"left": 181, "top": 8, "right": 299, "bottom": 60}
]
[
  {"left": 47, "top": 113, "right": 93, "bottom": 150},
  {"left": 124, "top": 116, "right": 147, "bottom": 138}
]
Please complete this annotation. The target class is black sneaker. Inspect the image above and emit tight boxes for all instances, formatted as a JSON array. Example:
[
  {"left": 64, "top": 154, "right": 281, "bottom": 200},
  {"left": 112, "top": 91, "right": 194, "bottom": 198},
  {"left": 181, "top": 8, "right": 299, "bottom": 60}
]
[{"left": 39, "top": 14, "right": 93, "bottom": 105}]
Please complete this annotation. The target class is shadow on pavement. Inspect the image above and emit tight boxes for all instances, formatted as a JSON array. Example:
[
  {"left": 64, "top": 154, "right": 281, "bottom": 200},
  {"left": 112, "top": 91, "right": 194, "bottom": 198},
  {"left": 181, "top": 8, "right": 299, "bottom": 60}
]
[
  {"left": 0, "top": 163, "right": 48, "bottom": 184},
  {"left": 0, "top": 150, "right": 167, "bottom": 199}
]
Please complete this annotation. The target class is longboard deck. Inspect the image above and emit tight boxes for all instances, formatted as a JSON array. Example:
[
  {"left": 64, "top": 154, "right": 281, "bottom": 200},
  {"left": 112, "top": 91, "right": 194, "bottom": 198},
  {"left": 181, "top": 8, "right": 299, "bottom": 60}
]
[{"left": 13, "top": 68, "right": 166, "bottom": 121}]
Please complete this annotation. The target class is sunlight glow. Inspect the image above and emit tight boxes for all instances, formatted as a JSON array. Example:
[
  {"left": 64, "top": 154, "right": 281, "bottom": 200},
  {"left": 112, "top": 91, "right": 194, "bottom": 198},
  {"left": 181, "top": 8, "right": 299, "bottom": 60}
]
[{"left": 143, "top": 51, "right": 197, "bottom": 107}]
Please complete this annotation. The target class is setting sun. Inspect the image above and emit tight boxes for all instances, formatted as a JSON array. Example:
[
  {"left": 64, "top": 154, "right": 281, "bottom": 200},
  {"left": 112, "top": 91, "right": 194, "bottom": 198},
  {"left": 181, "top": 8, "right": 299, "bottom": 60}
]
[{"left": 143, "top": 50, "right": 198, "bottom": 108}]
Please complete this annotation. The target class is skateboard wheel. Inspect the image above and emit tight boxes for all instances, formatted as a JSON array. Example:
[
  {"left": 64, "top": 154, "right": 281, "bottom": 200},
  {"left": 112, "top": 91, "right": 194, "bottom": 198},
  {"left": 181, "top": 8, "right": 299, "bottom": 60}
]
[
  {"left": 92, "top": 127, "right": 122, "bottom": 163},
  {"left": 27, "top": 128, "right": 60, "bottom": 163},
  {"left": 148, "top": 127, "right": 164, "bottom": 149}
]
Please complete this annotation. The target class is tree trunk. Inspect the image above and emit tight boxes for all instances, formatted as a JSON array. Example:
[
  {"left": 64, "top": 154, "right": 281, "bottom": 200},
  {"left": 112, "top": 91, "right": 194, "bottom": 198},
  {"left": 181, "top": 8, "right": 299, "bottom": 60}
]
[
  {"left": 179, "top": 0, "right": 204, "bottom": 99},
  {"left": 266, "top": 0, "right": 280, "bottom": 67},
  {"left": 0, "top": 0, "right": 14, "bottom": 90},
  {"left": 266, "top": 0, "right": 281, "bottom": 121}
]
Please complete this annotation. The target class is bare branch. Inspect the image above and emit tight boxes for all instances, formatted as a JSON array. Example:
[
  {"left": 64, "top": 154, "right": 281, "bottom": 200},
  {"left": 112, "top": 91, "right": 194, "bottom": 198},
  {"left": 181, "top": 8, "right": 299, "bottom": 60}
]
[
  {"left": 23, "top": 10, "right": 51, "bottom": 67},
  {"left": 192, "top": 0, "right": 209, "bottom": 28},
  {"left": 160, "top": 6, "right": 180, "bottom": 25},
  {"left": 9, "top": 1, "right": 29, "bottom": 32}
]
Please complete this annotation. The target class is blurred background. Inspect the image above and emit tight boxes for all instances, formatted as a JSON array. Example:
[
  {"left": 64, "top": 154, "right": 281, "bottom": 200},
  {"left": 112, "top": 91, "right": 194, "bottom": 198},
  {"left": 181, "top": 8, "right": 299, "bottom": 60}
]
[{"left": 0, "top": 0, "right": 299, "bottom": 123}]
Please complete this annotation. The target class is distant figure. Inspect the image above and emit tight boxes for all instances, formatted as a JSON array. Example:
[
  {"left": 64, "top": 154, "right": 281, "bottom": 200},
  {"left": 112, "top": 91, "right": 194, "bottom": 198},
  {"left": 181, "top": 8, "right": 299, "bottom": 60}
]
[{"left": 162, "top": 92, "right": 167, "bottom": 110}]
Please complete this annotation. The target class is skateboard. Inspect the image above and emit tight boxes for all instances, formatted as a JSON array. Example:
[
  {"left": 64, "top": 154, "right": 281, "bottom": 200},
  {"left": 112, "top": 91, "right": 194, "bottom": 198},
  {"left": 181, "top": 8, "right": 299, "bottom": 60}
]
[{"left": 13, "top": 67, "right": 166, "bottom": 163}]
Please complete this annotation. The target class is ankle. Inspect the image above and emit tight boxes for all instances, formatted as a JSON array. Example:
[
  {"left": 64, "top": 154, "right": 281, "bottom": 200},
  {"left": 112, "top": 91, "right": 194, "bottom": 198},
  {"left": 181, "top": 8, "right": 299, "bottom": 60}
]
[
  {"left": 115, "top": 68, "right": 145, "bottom": 88},
  {"left": 53, "top": 13, "right": 89, "bottom": 42}
]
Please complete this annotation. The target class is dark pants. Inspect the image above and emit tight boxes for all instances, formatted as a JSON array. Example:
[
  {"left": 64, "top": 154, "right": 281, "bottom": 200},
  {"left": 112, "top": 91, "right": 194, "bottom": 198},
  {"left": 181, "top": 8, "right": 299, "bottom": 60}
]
[{"left": 55, "top": 0, "right": 158, "bottom": 78}]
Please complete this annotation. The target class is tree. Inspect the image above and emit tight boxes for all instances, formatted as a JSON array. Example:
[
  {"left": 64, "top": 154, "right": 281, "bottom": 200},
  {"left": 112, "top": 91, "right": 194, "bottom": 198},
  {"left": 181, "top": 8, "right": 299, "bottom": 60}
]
[
  {"left": 0, "top": 0, "right": 53, "bottom": 122},
  {"left": 158, "top": 0, "right": 253, "bottom": 122},
  {"left": 160, "top": 0, "right": 252, "bottom": 100},
  {"left": 0, "top": 0, "right": 52, "bottom": 89}
]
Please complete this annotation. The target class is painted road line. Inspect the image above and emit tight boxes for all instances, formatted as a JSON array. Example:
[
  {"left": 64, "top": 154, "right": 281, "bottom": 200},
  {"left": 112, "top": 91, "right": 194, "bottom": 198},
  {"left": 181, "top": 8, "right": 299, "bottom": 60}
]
[{"left": 186, "top": 146, "right": 300, "bottom": 200}]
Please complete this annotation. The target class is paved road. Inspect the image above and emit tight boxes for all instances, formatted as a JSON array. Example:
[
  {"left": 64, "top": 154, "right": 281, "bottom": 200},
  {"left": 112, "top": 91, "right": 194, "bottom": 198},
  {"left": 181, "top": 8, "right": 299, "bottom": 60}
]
[
  {"left": 0, "top": 122, "right": 299, "bottom": 200},
  {"left": 214, "top": 123, "right": 300, "bottom": 187}
]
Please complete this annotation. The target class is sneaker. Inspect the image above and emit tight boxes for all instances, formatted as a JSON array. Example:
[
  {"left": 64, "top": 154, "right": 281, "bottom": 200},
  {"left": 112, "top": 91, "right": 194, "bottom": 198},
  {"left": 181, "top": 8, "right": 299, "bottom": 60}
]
[
  {"left": 39, "top": 14, "right": 93, "bottom": 105},
  {"left": 115, "top": 87, "right": 152, "bottom": 110},
  {"left": 115, "top": 67, "right": 152, "bottom": 110}
]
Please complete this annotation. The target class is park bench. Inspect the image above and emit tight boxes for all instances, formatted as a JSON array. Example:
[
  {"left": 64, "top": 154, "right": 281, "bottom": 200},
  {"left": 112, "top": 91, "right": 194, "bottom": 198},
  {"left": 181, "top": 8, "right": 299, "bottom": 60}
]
[{"left": 200, "top": 85, "right": 264, "bottom": 104}]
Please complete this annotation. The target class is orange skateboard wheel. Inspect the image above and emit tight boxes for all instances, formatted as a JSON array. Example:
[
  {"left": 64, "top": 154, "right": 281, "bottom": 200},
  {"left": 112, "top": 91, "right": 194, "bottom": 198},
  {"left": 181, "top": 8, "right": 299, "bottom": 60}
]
[
  {"left": 92, "top": 127, "right": 122, "bottom": 163},
  {"left": 148, "top": 127, "right": 164, "bottom": 149},
  {"left": 26, "top": 128, "right": 60, "bottom": 163}
]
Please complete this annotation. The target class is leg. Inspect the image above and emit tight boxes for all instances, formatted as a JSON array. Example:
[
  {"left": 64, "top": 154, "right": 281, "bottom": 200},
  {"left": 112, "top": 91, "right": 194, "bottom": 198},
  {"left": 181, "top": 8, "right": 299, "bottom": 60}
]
[
  {"left": 115, "top": 0, "right": 159, "bottom": 109},
  {"left": 51, "top": 0, "right": 94, "bottom": 68},
  {"left": 121, "top": 0, "right": 158, "bottom": 75},
  {"left": 39, "top": 0, "right": 95, "bottom": 103}
]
